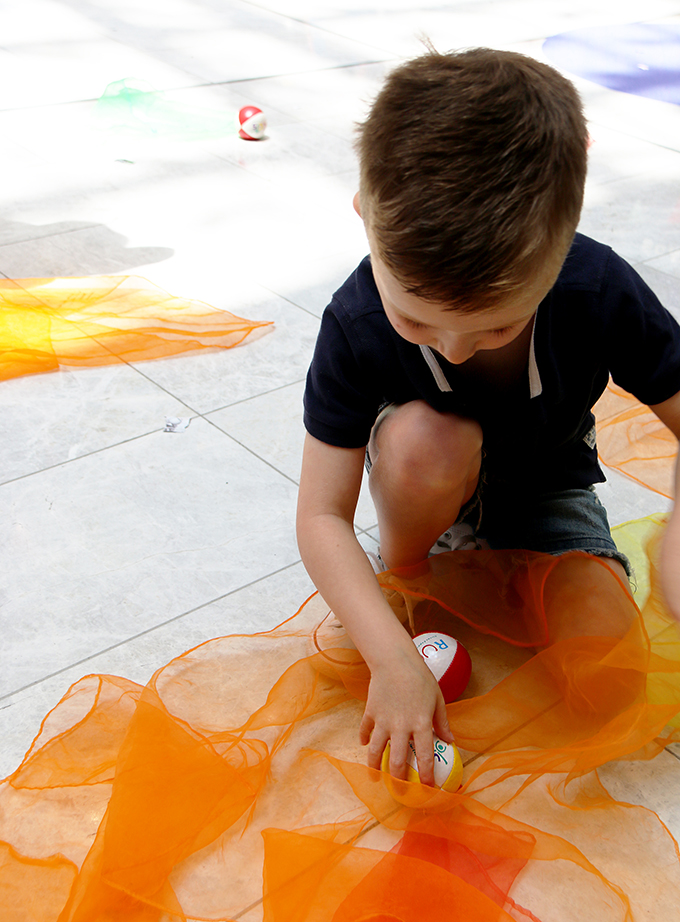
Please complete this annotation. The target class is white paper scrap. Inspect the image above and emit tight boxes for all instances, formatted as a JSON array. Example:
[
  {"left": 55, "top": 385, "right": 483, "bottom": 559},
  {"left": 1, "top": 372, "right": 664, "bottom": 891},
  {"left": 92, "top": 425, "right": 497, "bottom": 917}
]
[{"left": 164, "top": 417, "right": 191, "bottom": 432}]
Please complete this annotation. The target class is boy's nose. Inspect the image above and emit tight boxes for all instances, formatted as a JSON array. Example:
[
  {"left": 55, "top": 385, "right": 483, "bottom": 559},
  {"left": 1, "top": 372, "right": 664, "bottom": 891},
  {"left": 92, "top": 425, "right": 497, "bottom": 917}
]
[{"left": 436, "top": 334, "right": 477, "bottom": 365}]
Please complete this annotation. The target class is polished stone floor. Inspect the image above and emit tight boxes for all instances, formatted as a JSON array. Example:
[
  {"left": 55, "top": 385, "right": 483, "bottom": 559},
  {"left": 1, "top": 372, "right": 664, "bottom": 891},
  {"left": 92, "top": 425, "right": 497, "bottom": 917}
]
[{"left": 1, "top": 1, "right": 680, "bottom": 913}]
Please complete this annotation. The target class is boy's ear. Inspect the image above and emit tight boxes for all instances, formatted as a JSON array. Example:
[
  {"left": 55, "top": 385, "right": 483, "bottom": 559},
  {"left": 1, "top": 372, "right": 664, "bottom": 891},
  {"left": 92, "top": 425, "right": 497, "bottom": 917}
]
[{"left": 352, "top": 192, "right": 362, "bottom": 218}]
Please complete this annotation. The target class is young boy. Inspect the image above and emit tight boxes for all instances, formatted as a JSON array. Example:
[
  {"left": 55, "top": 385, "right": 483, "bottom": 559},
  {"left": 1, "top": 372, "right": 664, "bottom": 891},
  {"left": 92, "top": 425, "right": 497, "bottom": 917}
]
[{"left": 296, "top": 48, "right": 680, "bottom": 787}]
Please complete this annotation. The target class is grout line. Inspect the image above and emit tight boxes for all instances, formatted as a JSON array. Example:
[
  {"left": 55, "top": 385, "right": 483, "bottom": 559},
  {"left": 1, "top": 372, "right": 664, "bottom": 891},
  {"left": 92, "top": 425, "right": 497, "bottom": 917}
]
[
  {"left": 120, "top": 366, "right": 306, "bottom": 485},
  {"left": 209, "top": 59, "right": 394, "bottom": 86},
  {"left": 213, "top": 0, "right": 397, "bottom": 60},
  {"left": 0, "top": 364, "right": 308, "bottom": 487},
  {"left": 202, "top": 376, "right": 306, "bottom": 413},
  {"left": 0, "top": 424, "right": 174, "bottom": 486},
  {"left": 203, "top": 417, "right": 301, "bottom": 486},
  {"left": 0, "top": 559, "right": 306, "bottom": 705},
  {"left": 586, "top": 117, "right": 680, "bottom": 157},
  {"left": 0, "top": 62, "right": 392, "bottom": 115},
  {"left": 0, "top": 223, "right": 103, "bottom": 250},
  {"left": 640, "top": 249, "right": 680, "bottom": 268},
  {"left": 259, "top": 286, "right": 325, "bottom": 320}
]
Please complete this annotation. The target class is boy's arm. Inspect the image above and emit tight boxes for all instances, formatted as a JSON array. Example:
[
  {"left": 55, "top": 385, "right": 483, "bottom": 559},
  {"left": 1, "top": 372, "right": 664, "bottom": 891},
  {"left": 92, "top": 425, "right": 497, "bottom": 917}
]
[
  {"left": 296, "top": 433, "right": 452, "bottom": 785},
  {"left": 649, "top": 390, "right": 680, "bottom": 620}
]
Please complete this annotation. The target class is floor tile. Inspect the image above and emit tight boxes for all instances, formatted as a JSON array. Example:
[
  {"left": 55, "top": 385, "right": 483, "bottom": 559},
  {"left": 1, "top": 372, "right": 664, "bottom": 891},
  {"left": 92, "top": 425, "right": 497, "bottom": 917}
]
[
  {"left": 0, "top": 113, "right": 365, "bottom": 296},
  {"left": 145, "top": 81, "right": 304, "bottom": 135},
  {"left": 260, "top": 242, "right": 369, "bottom": 318},
  {"left": 0, "top": 218, "right": 100, "bottom": 249},
  {"left": 579, "top": 173, "right": 680, "bottom": 264},
  {"left": 256, "top": 0, "right": 663, "bottom": 24},
  {"left": 104, "top": 0, "right": 387, "bottom": 84},
  {"left": 0, "top": 34, "right": 201, "bottom": 111},
  {"left": 318, "top": 7, "right": 540, "bottom": 57},
  {"left": 168, "top": 24, "right": 382, "bottom": 86},
  {"left": 0, "top": 418, "right": 300, "bottom": 696},
  {"left": 207, "top": 380, "right": 307, "bottom": 482},
  {"left": 131, "top": 296, "right": 318, "bottom": 413},
  {"left": 0, "top": 364, "right": 195, "bottom": 483},
  {"left": 646, "top": 248, "right": 680, "bottom": 283},
  {"left": 214, "top": 120, "right": 357, "bottom": 182},
  {"left": 2, "top": 0, "right": 105, "bottom": 46},
  {"left": 206, "top": 380, "right": 378, "bottom": 529},
  {"left": 87, "top": 165, "right": 362, "bottom": 293},
  {"left": 597, "top": 468, "right": 673, "bottom": 528},
  {"left": 570, "top": 72, "right": 680, "bottom": 153},
  {"left": 0, "top": 562, "right": 314, "bottom": 780},
  {"left": 599, "top": 748, "right": 680, "bottom": 844},
  {"left": 586, "top": 124, "right": 680, "bottom": 187},
  {"left": 634, "top": 263, "right": 680, "bottom": 317},
  {"left": 0, "top": 223, "right": 174, "bottom": 277},
  {"left": 221, "top": 63, "right": 392, "bottom": 127}
]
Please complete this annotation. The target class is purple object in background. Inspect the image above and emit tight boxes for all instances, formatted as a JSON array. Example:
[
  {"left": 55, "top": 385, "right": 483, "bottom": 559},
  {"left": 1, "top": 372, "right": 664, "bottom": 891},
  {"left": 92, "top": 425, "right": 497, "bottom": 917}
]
[{"left": 543, "top": 23, "right": 680, "bottom": 106}]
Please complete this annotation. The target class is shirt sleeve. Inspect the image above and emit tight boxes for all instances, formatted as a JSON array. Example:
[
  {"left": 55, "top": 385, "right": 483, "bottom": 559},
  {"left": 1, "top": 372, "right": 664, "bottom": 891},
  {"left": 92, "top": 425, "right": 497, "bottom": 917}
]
[
  {"left": 303, "top": 303, "right": 384, "bottom": 448},
  {"left": 602, "top": 252, "right": 680, "bottom": 406}
]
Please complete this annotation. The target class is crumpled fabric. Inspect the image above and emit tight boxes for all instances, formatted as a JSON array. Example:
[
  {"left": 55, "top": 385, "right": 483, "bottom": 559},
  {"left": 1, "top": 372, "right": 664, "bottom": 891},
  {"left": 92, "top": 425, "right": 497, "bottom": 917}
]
[
  {"left": 1, "top": 512, "right": 679, "bottom": 921},
  {"left": 0, "top": 275, "right": 272, "bottom": 382},
  {"left": 1, "top": 378, "right": 678, "bottom": 921},
  {"left": 594, "top": 379, "right": 676, "bottom": 498}
]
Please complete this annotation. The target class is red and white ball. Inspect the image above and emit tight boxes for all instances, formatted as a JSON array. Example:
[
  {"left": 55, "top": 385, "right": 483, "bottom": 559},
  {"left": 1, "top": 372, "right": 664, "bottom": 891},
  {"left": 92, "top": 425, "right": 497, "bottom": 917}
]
[
  {"left": 238, "top": 105, "right": 267, "bottom": 140},
  {"left": 413, "top": 631, "right": 472, "bottom": 702}
]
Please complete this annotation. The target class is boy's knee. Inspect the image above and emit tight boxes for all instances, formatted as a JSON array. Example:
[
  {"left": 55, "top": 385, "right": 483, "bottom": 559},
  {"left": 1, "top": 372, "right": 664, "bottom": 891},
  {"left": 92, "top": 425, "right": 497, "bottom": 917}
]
[{"left": 371, "top": 401, "right": 482, "bottom": 491}]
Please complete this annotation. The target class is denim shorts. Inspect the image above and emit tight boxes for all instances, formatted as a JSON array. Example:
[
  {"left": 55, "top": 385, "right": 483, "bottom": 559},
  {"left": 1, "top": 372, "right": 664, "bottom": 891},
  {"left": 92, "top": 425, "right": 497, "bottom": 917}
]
[
  {"left": 468, "top": 480, "right": 632, "bottom": 577},
  {"left": 364, "top": 404, "right": 631, "bottom": 577}
]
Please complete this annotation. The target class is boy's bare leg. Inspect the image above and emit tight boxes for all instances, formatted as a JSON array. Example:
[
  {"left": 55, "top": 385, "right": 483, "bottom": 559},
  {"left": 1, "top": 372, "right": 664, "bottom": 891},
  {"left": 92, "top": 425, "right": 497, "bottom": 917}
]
[
  {"left": 539, "top": 555, "right": 642, "bottom": 718},
  {"left": 368, "top": 401, "right": 483, "bottom": 569},
  {"left": 542, "top": 555, "right": 636, "bottom": 644},
  {"left": 367, "top": 401, "right": 635, "bottom": 642}
]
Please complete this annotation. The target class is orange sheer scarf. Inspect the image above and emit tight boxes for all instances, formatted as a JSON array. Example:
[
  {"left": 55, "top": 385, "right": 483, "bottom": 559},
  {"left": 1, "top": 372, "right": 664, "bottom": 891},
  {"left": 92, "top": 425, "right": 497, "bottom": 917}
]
[
  {"left": 1, "top": 368, "right": 679, "bottom": 920},
  {"left": 594, "top": 380, "right": 676, "bottom": 498},
  {"left": 1, "top": 514, "right": 680, "bottom": 922},
  {"left": 0, "top": 276, "right": 272, "bottom": 381}
]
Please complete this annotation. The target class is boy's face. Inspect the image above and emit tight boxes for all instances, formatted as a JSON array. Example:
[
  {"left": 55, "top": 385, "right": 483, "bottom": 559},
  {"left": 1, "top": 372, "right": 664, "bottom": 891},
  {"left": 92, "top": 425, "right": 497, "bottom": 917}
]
[
  {"left": 370, "top": 250, "right": 562, "bottom": 366},
  {"left": 354, "top": 193, "right": 565, "bottom": 365}
]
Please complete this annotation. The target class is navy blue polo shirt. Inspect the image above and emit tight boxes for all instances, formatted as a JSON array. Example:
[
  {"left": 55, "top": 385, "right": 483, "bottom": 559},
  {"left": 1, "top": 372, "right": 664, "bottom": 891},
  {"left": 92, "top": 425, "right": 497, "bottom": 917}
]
[{"left": 303, "top": 234, "right": 680, "bottom": 491}]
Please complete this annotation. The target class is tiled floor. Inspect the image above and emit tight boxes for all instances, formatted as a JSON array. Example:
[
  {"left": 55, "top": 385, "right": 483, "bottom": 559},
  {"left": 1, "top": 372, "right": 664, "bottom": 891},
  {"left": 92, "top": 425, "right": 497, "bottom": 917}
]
[{"left": 1, "top": 0, "right": 680, "bottom": 911}]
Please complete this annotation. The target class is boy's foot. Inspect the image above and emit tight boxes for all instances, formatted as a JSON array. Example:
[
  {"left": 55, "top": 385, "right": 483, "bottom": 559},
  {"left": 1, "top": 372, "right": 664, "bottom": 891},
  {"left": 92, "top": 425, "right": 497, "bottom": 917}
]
[{"left": 429, "top": 522, "right": 488, "bottom": 555}]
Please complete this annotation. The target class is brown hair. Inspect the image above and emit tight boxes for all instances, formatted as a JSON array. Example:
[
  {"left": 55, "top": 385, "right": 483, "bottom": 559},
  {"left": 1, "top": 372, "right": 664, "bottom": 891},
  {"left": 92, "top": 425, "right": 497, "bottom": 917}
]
[{"left": 356, "top": 48, "right": 588, "bottom": 310}]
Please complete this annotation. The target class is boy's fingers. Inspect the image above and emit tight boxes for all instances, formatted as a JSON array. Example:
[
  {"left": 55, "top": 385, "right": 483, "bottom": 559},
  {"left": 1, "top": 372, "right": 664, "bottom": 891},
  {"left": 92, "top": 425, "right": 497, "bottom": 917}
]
[
  {"left": 387, "top": 736, "right": 410, "bottom": 780},
  {"left": 367, "top": 729, "right": 389, "bottom": 771},
  {"left": 412, "top": 729, "right": 435, "bottom": 786},
  {"left": 359, "top": 711, "right": 375, "bottom": 746},
  {"left": 433, "top": 697, "right": 454, "bottom": 743}
]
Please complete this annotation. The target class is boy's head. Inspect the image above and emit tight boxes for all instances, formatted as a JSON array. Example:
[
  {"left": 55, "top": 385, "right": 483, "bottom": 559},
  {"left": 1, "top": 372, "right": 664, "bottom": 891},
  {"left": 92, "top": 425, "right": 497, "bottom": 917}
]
[{"left": 356, "top": 48, "right": 588, "bottom": 313}]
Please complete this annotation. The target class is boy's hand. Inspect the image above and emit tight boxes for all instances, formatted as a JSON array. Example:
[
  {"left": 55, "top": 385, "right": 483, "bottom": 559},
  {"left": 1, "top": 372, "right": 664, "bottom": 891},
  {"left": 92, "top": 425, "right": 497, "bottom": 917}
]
[{"left": 359, "top": 650, "right": 453, "bottom": 786}]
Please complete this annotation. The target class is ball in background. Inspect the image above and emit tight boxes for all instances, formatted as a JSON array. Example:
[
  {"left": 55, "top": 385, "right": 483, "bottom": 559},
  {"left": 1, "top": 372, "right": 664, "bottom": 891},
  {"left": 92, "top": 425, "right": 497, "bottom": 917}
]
[
  {"left": 413, "top": 631, "right": 472, "bottom": 702},
  {"left": 238, "top": 105, "right": 267, "bottom": 140}
]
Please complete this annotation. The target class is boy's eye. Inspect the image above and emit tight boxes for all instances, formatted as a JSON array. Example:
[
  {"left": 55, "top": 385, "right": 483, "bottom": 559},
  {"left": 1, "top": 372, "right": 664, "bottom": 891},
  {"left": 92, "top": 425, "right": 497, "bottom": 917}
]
[
  {"left": 491, "top": 325, "right": 514, "bottom": 337},
  {"left": 402, "top": 317, "right": 426, "bottom": 329}
]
